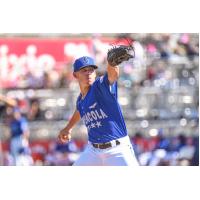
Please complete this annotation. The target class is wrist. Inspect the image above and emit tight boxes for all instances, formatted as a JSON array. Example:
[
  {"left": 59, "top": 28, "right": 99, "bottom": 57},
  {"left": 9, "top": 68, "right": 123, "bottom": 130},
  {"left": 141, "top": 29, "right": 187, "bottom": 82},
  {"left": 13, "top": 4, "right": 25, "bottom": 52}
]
[{"left": 64, "top": 127, "right": 72, "bottom": 133}]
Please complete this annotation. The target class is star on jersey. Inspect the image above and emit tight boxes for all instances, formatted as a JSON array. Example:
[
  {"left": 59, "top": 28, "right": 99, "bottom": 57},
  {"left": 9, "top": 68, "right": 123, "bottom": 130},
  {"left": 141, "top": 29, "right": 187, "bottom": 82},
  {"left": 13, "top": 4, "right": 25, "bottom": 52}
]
[
  {"left": 96, "top": 121, "right": 102, "bottom": 128},
  {"left": 87, "top": 121, "right": 102, "bottom": 130},
  {"left": 90, "top": 122, "right": 96, "bottom": 128}
]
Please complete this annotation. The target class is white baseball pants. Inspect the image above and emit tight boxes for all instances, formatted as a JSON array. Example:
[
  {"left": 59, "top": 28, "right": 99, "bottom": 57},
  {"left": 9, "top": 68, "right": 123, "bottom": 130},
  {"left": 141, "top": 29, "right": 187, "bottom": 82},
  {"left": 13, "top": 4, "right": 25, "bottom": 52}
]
[{"left": 73, "top": 136, "right": 139, "bottom": 166}]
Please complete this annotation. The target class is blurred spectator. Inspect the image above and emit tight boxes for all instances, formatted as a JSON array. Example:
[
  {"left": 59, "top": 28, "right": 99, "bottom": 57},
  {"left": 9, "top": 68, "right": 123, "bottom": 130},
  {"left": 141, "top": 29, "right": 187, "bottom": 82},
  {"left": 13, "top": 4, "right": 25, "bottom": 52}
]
[
  {"left": 27, "top": 99, "right": 41, "bottom": 121},
  {"left": 0, "top": 94, "right": 30, "bottom": 165},
  {"left": 0, "top": 138, "right": 3, "bottom": 165},
  {"left": 2, "top": 151, "right": 14, "bottom": 166},
  {"left": 131, "top": 134, "right": 199, "bottom": 166},
  {"left": 8, "top": 108, "right": 30, "bottom": 164},
  {"left": 47, "top": 140, "right": 80, "bottom": 166},
  {"left": 191, "top": 136, "right": 199, "bottom": 166},
  {"left": 178, "top": 136, "right": 195, "bottom": 162},
  {"left": 15, "top": 147, "right": 34, "bottom": 166}
]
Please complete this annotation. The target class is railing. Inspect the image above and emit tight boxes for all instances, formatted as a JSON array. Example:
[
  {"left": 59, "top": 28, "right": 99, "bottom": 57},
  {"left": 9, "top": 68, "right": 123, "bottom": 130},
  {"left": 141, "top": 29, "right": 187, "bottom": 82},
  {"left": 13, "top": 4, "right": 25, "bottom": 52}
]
[{"left": 0, "top": 118, "right": 198, "bottom": 141}]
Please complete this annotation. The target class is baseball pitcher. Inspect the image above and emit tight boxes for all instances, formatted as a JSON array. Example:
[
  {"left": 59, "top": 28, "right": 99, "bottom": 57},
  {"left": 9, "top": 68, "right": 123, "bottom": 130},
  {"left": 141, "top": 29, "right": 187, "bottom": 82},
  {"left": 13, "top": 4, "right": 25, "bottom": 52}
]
[{"left": 58, "top": 44, "right": 139, "bottom": 166}]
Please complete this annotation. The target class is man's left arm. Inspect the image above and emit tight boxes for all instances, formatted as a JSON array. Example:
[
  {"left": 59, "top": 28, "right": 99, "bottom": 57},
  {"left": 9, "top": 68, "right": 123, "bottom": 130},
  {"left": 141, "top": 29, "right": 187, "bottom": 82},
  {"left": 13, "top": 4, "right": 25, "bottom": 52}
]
[
  {"left": 107, "top": 64, "right": 119, "bottom": 84},
  {"left": 106, "top": 44, "right": 134, "bottom": 84}
]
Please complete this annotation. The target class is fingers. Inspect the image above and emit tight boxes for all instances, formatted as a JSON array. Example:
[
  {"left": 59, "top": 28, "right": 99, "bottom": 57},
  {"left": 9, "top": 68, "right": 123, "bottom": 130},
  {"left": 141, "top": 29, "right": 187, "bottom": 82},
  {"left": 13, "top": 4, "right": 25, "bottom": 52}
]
[{"left": 58, "top": 132, "right": 71, "bottom": 144}]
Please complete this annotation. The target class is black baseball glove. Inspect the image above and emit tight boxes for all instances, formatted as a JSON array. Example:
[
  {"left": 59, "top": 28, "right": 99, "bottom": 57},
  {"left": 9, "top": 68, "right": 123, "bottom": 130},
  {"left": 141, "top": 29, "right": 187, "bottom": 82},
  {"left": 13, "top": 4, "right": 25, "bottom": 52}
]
[{"left": 107, "top": 44, "right": 135, "bottom": 67}]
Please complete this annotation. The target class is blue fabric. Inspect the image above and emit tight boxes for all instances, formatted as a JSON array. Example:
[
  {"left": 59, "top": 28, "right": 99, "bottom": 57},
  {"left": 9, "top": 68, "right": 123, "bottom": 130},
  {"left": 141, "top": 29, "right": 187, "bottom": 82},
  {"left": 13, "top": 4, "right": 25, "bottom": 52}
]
[
  {"left": 73, "top": 56, "right": 98, "bottom": 72},
  {"left": 10, "top": 117, "right": 28, "bottom": 138},
  {"left": 76, "top": 73, "right": 127, "bottom": 143}
]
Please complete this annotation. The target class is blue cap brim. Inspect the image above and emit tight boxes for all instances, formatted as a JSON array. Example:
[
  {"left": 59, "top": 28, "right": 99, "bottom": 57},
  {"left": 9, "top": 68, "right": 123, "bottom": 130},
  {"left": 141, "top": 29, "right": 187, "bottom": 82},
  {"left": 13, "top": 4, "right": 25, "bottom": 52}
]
[{"left": 74, "top": 65, "right": 98, "bottom": 72}]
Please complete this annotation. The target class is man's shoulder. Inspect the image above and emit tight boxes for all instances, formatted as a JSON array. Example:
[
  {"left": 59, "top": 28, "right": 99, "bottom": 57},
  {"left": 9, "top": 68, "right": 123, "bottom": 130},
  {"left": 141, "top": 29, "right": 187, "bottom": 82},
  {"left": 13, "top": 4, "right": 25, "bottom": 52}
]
[
  {"left": 76, "top": 93, "right": 82, "bottom": 102},
  {"left": 93, "top": 74, "right": 108, "bottom": 85},
  {"left": 20, "top": 117, "right": 28, "bottom": 123}
]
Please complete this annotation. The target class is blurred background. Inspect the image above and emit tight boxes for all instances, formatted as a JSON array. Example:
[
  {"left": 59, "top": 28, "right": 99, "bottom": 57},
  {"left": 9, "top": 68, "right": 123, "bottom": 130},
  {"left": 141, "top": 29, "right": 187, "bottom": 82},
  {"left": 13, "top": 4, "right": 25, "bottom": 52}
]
[{"left": 0, "top": 33, "right": 199, "bottom": 166}]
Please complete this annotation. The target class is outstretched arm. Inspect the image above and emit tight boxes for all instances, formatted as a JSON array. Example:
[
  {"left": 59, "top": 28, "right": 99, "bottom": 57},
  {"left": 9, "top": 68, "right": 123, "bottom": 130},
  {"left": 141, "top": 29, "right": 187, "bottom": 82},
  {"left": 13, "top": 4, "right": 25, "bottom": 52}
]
[
  {"left": 106, "top": 44, "right": 134, "bottom": 84},
  {"left": 107, "top": 63, "right": 120, "bottom": 84},
  {"left": 58, "top": 109, "right": 81, "bottom": 143}
]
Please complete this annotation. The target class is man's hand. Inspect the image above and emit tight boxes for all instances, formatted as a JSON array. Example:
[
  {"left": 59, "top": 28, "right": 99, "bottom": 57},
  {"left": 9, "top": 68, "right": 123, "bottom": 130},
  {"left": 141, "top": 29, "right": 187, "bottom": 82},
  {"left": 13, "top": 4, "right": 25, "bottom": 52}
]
[
  {"left": 58, "top": 128, "right": 72, "bottom": 143},
  {"left": 107, "top": 45, "right": 135, "bottom": 67},
  {"left": 57, "top": 110, "right": 80, "bottom": 144}
]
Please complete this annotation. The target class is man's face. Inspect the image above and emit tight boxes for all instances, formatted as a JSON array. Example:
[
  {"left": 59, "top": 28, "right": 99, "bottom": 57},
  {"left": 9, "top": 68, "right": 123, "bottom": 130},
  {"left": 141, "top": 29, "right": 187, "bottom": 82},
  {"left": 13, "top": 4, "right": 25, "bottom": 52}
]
[
  {"left": 13, "top": 111, "right": 21, "bottom": 120},
  {"left": 74, "top": 66, "right": 96, "bottom": 86}
]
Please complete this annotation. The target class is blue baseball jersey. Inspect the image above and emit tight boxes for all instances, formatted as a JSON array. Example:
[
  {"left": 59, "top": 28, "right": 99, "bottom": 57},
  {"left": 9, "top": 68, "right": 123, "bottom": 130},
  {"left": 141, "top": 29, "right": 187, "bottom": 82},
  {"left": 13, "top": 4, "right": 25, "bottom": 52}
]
[
  {"left": 10, "top": 117, "right": 29, "bottom": 138},
  {"left": 76, "top": 73, "right": 128, "bottom": 143}
]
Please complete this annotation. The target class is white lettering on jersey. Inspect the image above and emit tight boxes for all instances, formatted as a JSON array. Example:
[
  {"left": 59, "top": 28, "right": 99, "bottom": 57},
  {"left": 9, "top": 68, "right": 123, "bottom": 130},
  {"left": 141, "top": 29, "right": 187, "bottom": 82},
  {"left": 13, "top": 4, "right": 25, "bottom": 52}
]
[
  {"left": 91, "top": 111, "right": 97, "bottom": 120},
  {"left": 95, "top": 110, "right": 102, "bottom": 119},
  {"left": 82, "top": 108, "right": 108, "bottom": 126},
  {"left": 87, "top": 112, "right": 93, "bottom": 122},
  {"left": 100, "top": 109, "right": 108, "bottom": 118}
]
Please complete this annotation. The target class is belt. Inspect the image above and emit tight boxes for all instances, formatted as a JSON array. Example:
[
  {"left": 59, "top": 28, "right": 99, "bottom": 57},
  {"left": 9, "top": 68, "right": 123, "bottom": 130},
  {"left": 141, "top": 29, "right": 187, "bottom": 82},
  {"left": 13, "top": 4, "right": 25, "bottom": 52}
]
[{"left": 92, "top": 140, "right": 120, "bottom": 149}]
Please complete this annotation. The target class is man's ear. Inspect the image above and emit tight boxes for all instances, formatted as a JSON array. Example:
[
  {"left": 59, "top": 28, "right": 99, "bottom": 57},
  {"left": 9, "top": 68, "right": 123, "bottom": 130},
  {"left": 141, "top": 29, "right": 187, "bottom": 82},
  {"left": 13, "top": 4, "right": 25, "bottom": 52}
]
[{"left": 73, "top": 72, "right": 77, "bottom": 78}]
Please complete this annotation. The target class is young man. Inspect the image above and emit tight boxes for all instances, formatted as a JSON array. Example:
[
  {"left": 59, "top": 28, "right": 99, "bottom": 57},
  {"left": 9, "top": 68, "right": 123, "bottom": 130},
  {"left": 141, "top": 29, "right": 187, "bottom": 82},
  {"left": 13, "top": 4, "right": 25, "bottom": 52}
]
[{"left": 58, "top": 56, "right": 139, "bottom": 166}]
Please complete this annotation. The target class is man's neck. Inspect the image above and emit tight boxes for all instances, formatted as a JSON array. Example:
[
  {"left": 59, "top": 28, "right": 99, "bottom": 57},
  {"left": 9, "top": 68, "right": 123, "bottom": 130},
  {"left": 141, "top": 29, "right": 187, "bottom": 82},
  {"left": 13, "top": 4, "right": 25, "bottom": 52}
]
[{"left": 80, "top": 85, "right": 90, "bottom": 99}]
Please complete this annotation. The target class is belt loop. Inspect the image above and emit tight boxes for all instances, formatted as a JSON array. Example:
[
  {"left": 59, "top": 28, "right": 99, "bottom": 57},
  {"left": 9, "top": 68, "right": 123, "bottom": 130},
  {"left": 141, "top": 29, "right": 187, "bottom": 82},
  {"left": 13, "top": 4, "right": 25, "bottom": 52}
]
[{"left": 110, "top": 140, "right": 116, "bottom": 147}]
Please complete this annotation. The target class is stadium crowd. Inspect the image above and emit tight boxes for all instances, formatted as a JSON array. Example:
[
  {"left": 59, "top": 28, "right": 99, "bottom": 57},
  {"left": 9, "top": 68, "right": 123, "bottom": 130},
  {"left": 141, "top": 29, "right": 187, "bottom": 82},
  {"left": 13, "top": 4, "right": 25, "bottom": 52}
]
[
  {"left": 0, "top": 33, "right": 199, "bottom": 166},
  {"left": 0, "top": 133, "right": 199, "bottom": 166}
]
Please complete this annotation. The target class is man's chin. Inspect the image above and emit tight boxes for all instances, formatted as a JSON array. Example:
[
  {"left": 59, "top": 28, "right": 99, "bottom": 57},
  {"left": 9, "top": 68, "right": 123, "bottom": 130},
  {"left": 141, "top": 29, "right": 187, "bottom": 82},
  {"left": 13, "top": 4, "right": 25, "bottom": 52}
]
[{"left": 88, "top": 79, "right": 94, "bottom": 85}]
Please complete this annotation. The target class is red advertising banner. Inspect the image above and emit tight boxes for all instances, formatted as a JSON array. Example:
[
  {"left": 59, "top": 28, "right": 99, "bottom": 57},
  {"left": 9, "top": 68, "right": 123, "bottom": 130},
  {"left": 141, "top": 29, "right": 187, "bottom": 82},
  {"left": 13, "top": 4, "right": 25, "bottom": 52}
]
[
  {"left": 0, "top": 37, "right": 126, "bottom": 88},
  {"left": 0, "top": 38, "right": 93, "bottom": 62}
]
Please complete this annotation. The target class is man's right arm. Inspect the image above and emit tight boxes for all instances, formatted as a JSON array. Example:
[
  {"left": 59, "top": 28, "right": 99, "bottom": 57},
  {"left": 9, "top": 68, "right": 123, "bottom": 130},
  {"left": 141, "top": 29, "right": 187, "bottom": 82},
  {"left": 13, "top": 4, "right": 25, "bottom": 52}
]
[{"left": 58, "top": 109, "right": 81, "bottom": 143}]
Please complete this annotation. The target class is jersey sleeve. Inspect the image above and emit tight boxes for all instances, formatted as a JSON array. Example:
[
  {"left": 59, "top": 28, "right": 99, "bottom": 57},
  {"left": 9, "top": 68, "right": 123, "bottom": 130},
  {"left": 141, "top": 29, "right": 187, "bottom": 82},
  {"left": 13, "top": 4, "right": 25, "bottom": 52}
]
[
  {"left": 95, "top": 73, "right": 118, "bottom": 98},
  {"left": 76, "top": 95, "right": 81, "bottom": 111},
  {"left": 21, "top": 118, "right": 29, "bottom": 132}
]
